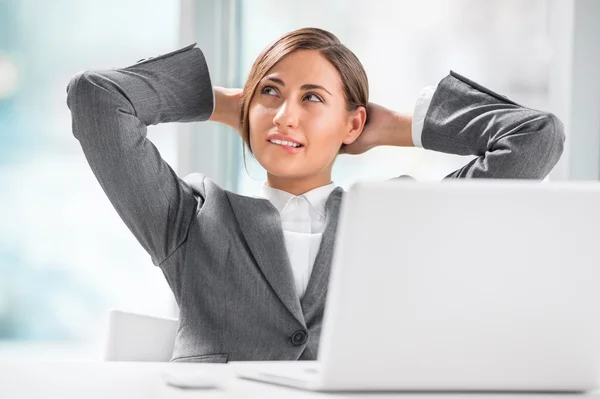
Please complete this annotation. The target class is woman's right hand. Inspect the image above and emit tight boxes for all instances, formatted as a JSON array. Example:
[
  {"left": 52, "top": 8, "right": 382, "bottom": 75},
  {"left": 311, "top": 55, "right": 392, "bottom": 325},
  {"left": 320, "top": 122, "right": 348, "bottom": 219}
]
[{"left": 209, "top": 86, "right": 243, "bottom": 136}]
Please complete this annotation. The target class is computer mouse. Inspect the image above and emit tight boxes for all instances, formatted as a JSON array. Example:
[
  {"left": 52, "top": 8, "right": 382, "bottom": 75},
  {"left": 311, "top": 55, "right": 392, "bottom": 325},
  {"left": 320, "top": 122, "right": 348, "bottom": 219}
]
[{"left": 162, "top": 370, "right": 223, "bottom": 389}]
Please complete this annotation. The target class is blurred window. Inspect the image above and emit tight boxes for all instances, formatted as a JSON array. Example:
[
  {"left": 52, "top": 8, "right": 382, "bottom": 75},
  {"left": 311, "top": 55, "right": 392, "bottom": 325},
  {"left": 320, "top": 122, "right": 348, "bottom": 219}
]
[{"left": 0, "top": 0, "right": 181, "bottom": 356}]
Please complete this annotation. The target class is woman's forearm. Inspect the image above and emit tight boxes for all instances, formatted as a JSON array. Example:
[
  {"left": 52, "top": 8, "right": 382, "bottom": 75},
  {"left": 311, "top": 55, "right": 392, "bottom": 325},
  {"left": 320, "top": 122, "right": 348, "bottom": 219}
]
[
  {"left": 377, "top": 111, "right": 413, "bottom": 147},
  {"left": 209, "top": 86, "right": 243, "bottom": 132},
  {"left": 339, "top": 103, "right": 413, "bottom": 155}
]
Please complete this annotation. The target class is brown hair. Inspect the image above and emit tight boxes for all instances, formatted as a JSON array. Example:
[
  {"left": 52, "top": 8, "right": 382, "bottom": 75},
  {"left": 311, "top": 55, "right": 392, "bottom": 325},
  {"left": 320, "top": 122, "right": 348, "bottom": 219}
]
[{"left": 240, "top": 27, "right": 369, "bottom": 158}]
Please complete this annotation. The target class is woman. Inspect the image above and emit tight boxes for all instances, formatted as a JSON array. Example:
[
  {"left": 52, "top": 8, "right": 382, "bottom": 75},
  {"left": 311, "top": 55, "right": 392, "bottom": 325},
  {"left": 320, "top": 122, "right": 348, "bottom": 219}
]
[{"left": 66, "top": 28, "right": 564, "bottom": 363}]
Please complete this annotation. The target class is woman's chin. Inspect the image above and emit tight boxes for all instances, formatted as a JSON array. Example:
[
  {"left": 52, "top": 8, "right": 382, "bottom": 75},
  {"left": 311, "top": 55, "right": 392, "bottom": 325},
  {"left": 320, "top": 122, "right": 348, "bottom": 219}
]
[
  {"left": 265, "top": 166, "right": 307, "bottom": 179},
  {"left": 259, "top": 159, "right": 309, "bottom": 179}
]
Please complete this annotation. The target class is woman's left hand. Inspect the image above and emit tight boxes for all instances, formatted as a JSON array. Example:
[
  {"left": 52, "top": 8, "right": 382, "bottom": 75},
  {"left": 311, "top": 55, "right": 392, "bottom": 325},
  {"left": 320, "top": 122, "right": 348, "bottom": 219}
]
[{"left": 340, "top": 102, "right": 413, "bottom": 155}]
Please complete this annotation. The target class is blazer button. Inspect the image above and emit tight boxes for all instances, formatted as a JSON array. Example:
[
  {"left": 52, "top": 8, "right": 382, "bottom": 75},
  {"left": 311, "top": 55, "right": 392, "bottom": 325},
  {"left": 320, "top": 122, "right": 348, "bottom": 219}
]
[{"left": 290, "top": 330, "right": 308, "bottom": 346}]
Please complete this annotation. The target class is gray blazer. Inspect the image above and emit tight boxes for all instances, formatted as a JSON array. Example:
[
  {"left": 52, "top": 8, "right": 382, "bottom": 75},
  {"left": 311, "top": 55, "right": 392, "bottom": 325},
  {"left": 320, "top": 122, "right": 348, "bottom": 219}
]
[{"left": 66, "top": 43, "right": 565, "bottom": 363}]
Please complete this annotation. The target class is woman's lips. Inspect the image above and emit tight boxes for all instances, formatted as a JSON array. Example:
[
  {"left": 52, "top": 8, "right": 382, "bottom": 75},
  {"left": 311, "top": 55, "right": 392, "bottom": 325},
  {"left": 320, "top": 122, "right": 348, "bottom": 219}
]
[{"left": 269, "top": 141, "right": 303, "bottom": 154}]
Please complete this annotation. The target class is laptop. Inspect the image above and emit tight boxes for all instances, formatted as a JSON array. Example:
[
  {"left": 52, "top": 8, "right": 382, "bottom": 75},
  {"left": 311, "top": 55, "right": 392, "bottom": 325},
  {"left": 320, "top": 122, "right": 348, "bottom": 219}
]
[{"left": 235, "top": 180, "right": 600, "bottom": 392}]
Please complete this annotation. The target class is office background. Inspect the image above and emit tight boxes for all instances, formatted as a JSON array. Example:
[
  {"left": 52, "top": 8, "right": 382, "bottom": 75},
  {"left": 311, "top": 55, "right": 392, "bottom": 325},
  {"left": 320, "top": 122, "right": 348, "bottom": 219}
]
[{"left": 0, "top": 0, "right": 598, "bottom": 359}]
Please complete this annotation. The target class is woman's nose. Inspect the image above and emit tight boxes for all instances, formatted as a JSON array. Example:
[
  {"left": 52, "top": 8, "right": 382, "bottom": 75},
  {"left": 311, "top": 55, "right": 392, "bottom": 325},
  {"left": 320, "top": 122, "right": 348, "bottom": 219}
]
[{"left": 273, "top": 101, "right": 299, "bottom": 129}]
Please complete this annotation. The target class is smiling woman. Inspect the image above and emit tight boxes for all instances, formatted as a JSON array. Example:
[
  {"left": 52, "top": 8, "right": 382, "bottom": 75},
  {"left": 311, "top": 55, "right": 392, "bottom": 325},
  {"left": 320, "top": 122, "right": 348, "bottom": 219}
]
[
  {"left": 208, "top": 28, "right": 412, "bottom": 196},
  {"left": 66, "top": 24, "right": 563, "bottom": 362},
  {"left": 239, "top": 28, "right": 369, "bottom": 195}
]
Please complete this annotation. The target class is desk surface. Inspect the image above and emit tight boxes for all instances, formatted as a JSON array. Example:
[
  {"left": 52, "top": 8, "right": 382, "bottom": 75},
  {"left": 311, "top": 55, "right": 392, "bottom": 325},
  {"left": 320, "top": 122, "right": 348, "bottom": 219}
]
[{"left": 1, "top": 361, "right": 599, "bottom": 399}]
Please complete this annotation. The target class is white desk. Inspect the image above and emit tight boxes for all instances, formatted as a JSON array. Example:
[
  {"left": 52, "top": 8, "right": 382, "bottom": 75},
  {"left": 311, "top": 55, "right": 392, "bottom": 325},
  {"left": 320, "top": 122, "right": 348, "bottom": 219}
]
[{"left": 1, "top": 361, "right": 599, "bottom": 399}]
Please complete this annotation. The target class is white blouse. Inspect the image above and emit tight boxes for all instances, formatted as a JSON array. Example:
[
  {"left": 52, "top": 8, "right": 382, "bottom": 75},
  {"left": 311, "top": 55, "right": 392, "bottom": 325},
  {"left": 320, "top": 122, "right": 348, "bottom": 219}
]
[{"left": 257, "top": 183, "right": 336, "bottom": 300}]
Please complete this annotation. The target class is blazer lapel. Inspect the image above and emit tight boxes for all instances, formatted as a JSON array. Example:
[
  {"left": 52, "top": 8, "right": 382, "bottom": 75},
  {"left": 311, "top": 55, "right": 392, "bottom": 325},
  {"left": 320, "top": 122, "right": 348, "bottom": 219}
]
[
  {"left": 300, "top": 187, "right": 345, "bottom": 323},
  {"left": 226, "top": 192, "right": 305, "bottom": 326}
]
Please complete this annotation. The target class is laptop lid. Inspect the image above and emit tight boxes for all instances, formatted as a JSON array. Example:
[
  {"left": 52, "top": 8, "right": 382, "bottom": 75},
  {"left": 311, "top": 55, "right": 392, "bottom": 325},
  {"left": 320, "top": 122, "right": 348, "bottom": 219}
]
[{"left": 317, "top": 180, "right": 600, "bottom": 391}]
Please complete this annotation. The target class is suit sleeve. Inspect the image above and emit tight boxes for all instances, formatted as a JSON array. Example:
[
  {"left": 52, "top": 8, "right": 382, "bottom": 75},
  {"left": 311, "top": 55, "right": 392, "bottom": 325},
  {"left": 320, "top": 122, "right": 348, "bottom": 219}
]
[
  {"left": 66, "top": 43, "right": 213, "bottom": 266},
  {"left": 421, "top": 71, "right": 565, "bottom": 179}
]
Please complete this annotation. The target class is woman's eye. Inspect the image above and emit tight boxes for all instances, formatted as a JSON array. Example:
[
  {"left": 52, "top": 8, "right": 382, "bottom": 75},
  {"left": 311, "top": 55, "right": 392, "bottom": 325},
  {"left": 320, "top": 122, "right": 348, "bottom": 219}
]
[
  {"left": 261, "top": 86, "right": 277, "bottom": 96},
  {"left": 304, "top": 93, "right": 322, "bottom": 103}
]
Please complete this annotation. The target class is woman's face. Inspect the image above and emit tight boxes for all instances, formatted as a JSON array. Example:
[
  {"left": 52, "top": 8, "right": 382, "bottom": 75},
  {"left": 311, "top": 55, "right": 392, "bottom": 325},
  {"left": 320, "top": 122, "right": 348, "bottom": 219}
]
[{"left": 248, "top": 50, "right": 361, "bottom": 179}]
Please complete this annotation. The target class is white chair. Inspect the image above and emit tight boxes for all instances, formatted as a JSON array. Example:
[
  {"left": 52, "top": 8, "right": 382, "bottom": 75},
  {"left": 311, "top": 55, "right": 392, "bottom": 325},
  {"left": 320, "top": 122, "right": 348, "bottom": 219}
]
[{"left": 104, "top": 309, "right": 178, "bottom": 362}]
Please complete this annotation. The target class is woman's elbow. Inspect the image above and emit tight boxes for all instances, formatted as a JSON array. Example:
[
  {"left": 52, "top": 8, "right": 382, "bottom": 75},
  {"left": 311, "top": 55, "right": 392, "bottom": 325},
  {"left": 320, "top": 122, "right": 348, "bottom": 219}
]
[
  {"left": 66, "top": 71, "right": 98, "bottom": 110},
  {"left": 66, "top": 71, "right": 95, "bottom": 141},
  {"left": 542, "top": 112, "right": 566, "bottom": 161},
  {"left": 66, "top": 70, "right": 132, "bottom": 140},
  {"left": 532, "top": 112, "right": 566, "bottom": 176}
]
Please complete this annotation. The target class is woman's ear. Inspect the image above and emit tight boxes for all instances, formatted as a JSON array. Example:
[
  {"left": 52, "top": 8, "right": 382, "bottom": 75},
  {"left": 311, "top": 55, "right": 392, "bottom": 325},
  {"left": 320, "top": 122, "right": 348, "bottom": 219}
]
[{"left": 342, "top": 106, "right": 367, "bottom": 145}]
